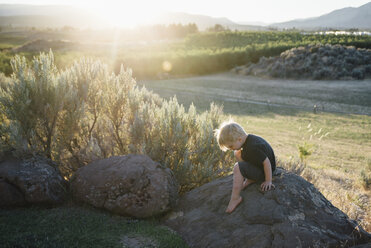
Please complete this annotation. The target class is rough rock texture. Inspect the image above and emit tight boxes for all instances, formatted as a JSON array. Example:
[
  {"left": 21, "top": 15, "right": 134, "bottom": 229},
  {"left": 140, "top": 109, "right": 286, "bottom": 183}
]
[
  {"left": 0, "top": 178, "right": 26, "bottom": 206},
  {"left": 163, "top": 168, "right": 371, "bottom": 248},
  {"left": 233, "top": 44, "right": 371, "bottom": 80},
  {"left": 0, "top": 155, "right": 67, "bottom": 207},
  {"left": 70, "top": 154, "right": 179, "bottom": 218}
]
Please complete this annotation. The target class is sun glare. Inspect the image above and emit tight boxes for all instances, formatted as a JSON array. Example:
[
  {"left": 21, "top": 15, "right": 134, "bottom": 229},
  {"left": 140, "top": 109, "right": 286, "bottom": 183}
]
[{"left": 88, "top": 2, "right": 160, "bottom": 28}]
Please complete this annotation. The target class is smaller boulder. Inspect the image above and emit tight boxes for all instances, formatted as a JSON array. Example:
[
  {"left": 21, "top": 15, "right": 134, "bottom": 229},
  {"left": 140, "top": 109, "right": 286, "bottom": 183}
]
[
  {"left": 70, "top": 154, "right": 179, "bottom": 218},
  {"left": 0, "top": 155, "right": 67, "bottom": 207},
  {"left": 0, "top": 179, "right": 26, "bottom": 206}
]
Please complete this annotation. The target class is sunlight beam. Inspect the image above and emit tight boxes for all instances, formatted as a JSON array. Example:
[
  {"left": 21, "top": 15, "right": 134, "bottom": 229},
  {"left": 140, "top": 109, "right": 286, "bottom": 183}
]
[{"left": 84, "top": 1, "right": 161, "bottom": 28}]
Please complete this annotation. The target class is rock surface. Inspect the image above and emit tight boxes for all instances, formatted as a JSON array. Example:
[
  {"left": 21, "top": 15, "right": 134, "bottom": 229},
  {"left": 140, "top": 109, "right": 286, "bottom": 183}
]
[
  {"left": 163, "top": 168, "right": 371, "bottom": 248},
  {"left": 0, "top": 155, "right": 67, "bottom": 206},
  {"left": 70, "top": 154, "right": 178, "bottom": 218},
  {"left": 233, "top": 44, "right": 371, "bottom": 80}
]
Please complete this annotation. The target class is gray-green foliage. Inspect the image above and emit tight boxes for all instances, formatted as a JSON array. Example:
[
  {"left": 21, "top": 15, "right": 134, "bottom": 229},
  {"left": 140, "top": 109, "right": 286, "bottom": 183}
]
[
  {"left": 0, "top": 72, "right": 10, "bottom": 154},
  {"left": 0, "top": 52, "right": 70, "bottom": 158},
  {"left": 0, "top": 51, "right": 232, "bottom": 192},
  {"left": 126, "top": 98, "right": 229, "bottom": 192}
]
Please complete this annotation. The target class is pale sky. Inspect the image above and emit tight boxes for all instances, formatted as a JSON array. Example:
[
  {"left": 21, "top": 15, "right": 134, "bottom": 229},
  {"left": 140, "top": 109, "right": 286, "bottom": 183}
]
[{"left": 1, "top": 0, "right": 370, "bottom": 26}]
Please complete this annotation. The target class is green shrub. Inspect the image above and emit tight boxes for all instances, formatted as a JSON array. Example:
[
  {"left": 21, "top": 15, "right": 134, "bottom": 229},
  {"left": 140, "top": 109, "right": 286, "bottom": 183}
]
[
  {"left": 0, "top": 51, "right": 232, "bottom": 192},
  {"left": 0, "top": 72, "right": 10, "bottom": 89},
  {"left": 126, "top": 99, "right": 231, "bottom": 192},
  {"left": 0, "top": 72, "right": 11, "bottom": 154},
  {"left": 297, "top": 142, "right": 313, "bottom": 163},
  {"left": 296, "top": 123, "right": 329, "bottom": 164},
  {"left": 0, "top": 52, "right": 12, "bottom": 76},
  {"left": 0, "top": 52, "right": 70, "bottom": 159}
]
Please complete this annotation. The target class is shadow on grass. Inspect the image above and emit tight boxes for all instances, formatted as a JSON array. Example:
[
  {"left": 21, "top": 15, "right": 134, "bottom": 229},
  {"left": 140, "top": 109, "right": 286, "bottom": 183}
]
[
  {"left": 142, "top": 86, "right": 305, "bottom": 117},
  {"left": 0, "top": 202, "right": 188, "bottom": 248},
  {"left": 139, "top": 72, "right": 371, "bottom": 117}
]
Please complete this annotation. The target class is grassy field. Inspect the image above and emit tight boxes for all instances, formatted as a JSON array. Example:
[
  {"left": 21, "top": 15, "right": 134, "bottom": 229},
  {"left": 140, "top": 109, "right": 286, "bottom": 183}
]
[
  {"left": 139, "top": 72, "right": 371, "bottom": 231},
  {"left": 0, "top": 203, "right": 188, "bottom": 248},
  {"left": 0, "top": 34, "right": 28, "bottom": 49}
]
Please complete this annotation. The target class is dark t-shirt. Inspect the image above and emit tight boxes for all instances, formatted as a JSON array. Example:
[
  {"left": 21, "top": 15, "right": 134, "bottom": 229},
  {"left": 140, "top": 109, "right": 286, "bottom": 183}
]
[{"left": 241, "top": 134, "right": 276, "bottom": 171}]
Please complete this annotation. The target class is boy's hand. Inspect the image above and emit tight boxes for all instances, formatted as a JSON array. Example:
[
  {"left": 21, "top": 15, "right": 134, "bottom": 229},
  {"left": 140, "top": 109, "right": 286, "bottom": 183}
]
[{"left": 260, "top": 181, "right": 275, "bottom": 191}]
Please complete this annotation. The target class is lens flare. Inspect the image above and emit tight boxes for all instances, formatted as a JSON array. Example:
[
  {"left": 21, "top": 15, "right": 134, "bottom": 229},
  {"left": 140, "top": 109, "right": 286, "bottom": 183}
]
[{"left": 162, "top": 61, "right": 172, "bottom": 72}]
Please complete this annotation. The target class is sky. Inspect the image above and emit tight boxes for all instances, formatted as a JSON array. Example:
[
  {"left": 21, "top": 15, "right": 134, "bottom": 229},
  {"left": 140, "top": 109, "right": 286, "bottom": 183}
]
[{"left": 1, "top": 0, "right": 370, "bottom": 26}]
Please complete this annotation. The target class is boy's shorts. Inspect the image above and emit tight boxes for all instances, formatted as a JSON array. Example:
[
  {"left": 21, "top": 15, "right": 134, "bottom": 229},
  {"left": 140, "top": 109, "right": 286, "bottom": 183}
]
[{"left": 238, "top": 161, "right": 274, "bottom": 182}]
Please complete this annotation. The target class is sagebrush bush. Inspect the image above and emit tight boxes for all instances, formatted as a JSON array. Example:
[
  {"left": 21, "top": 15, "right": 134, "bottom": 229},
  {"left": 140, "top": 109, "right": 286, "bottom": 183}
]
[
  {"left": 0, "top": 51, "right": 233, "bottom": 192},
  {"left": 0, "top": 52, "right": 71, "bottom": 158},
  {"left": 0, "top": 72, "right": 10, "bottom": 155}
]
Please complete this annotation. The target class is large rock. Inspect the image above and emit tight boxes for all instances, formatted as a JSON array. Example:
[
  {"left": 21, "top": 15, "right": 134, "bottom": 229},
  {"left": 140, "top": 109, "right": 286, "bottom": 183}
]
[
  {"left": 0, "top": 155, "right": 67, "bottom": 207},
  {"left": 163, "top": 168, "right": 371, "bottom": 248},
  {"left": 70, "top": 154, "right": 179, "bottom": 218}
]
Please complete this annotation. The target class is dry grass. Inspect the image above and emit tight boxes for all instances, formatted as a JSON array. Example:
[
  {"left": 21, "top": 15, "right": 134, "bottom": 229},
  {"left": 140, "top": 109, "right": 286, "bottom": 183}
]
[
  {"left": 231, "top": 111, "right": 371, "bottom": 232},
  {"left": 281, "top": 159, "right": 370, "bottom": 231}
]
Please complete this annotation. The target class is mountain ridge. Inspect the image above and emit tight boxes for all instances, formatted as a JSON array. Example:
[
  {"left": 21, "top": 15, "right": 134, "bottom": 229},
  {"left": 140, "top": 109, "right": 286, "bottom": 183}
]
[
  {"left": 0, "top": 3, "right": 370, "bottom": 30},
  {"left": 270, "top": 2, "right": 371, "bottom": 30}
]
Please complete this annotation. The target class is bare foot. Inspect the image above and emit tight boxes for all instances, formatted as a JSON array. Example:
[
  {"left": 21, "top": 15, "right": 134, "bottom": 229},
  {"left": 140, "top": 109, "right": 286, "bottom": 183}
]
[
  {"left": 242, "top": 179, "right": 255, "bottom": 190},
  {"left": 225, "top": 196, "right": 242, "bottom": 213}
]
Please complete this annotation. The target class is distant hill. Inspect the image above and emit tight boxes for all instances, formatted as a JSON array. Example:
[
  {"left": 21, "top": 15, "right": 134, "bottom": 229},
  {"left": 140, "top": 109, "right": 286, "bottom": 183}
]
[
  {"left": 0, "top": 15, "right": 110, "bottom": 29},
  {"left": 149, "top": 12, "right": 268, "bottom": 31},
  {"left": 0, "top": 4, "right": 80, "bottom": 16},
  {"left": 0, "top": 4, "right": 266, "bottom": 30},
  {"left": 0, "top": 4, "right": 109, "bottom": 28},
  {"left": 1, "top": 3, "right": 370, "bottom": 31},
  {"left": 270, "top": 2, "right": 371, "bottom": 30},
  {"left": 237, "top": 21, "right": 270, "bottom": 26}
]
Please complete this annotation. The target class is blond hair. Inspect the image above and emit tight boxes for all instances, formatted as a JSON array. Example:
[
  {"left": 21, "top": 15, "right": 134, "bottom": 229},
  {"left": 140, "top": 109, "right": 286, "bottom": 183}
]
[{"left": 214, "top": 120, "right": 247, "bottom": 151}]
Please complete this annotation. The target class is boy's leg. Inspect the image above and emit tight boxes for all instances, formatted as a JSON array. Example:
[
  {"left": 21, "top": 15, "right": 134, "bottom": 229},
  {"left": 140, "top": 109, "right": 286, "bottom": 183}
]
[
  {"left": 243, "top": 178, "right": 256, "bottom": 189},
  {"left": 234, "top": 152, "right": 255, "bottom": 190},
  {"left": 238, "top": 161, "right": 265, "bottom": 182},
  {"left": 226, "top": 163, "right": 244, "bottom": 213}
]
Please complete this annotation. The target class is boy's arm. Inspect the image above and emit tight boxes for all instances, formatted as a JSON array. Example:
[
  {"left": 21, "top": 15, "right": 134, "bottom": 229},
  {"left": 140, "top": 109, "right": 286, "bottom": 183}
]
[{"left": 261, "top": 157, "right": 275, "bottom": 191}]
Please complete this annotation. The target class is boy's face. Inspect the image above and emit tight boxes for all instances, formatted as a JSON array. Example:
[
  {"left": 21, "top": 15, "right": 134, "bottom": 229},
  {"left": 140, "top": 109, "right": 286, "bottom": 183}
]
[{"left": 226, "top": 137, "right": 244, "bottom": 151}]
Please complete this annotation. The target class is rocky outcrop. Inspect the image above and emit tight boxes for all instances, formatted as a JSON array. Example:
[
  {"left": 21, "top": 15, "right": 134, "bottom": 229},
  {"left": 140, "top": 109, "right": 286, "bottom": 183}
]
[
  {"left": 163, "top": 168, "right": 371, "bottom": 248},
  {"left": 233, "top": 44, "right": 371, "bottom": 80},
  {"left": 70, "top": 154, "right": 179, "bottom": 218},
  {"left": 0, "top": 155, "right": 67, "bottom": 207}
]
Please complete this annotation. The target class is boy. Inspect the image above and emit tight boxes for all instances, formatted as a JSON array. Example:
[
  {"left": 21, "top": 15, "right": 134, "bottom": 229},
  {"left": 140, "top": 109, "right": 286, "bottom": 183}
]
[{"left": 214, "top": 120, "right": 276, "bottom": 213}]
